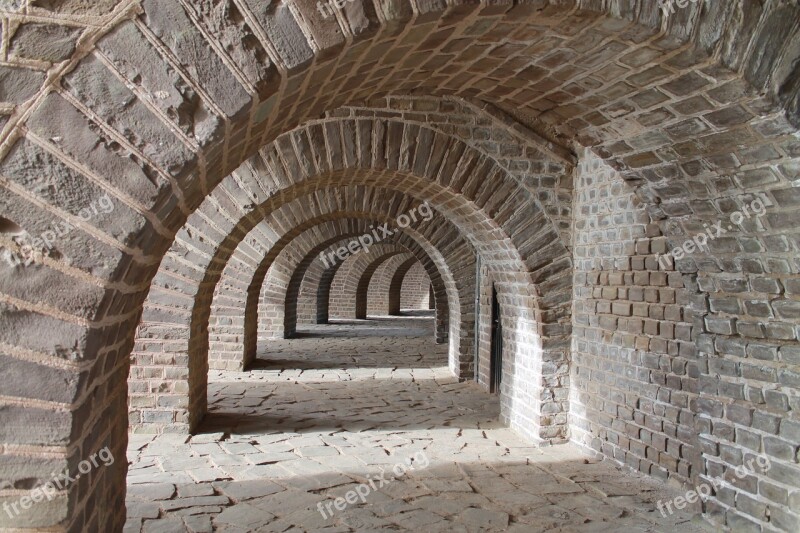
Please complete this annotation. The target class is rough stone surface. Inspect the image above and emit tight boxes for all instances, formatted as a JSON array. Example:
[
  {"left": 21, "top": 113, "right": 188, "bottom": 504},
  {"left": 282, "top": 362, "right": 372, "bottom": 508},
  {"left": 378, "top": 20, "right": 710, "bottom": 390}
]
[
  {"left": 125, "top": 317, "right": 709, "bottom": 533},
  {"left": 9, "top": 23, "right": 82, "bottom": 62},
  {"left": 0, "top": 3, "right": 797, "bottom": 532}
]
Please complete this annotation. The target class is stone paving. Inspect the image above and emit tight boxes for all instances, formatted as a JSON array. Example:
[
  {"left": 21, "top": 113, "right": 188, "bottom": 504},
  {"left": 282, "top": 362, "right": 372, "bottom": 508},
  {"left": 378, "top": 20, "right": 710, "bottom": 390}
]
[{"left": 126, "top": 315, "right": 709, "bottom": 533}]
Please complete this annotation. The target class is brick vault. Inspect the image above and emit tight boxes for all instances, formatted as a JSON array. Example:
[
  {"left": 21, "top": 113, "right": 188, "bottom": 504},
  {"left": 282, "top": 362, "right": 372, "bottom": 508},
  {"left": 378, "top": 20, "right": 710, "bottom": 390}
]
[{"left": 0, "top": 1, "right": 798, "bottom": 532}]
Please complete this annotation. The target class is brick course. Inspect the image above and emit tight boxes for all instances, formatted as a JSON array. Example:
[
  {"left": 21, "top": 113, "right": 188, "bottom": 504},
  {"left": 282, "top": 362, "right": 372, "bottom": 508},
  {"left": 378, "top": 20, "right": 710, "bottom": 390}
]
[
  {"left": 0, "top": 2, "right": 798, "bottom": 531},
  {"left": 399, "top": 261, "right": 433, "bottom": 311}
]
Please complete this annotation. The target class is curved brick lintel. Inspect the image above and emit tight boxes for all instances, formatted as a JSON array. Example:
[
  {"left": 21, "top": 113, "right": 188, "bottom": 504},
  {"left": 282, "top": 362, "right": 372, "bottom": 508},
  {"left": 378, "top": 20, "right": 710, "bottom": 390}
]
[
  {"left": 1, "top": 2, "right": 800, "bottom": 531},
  {"left": 325, "top": 246, "right": 411, "bottom": 320},
  {"left": 372, "top": 255, "right": 427, "bottom": 316},
  {"left": 132, "top": 195, "right": 476, "bottom": 435}
]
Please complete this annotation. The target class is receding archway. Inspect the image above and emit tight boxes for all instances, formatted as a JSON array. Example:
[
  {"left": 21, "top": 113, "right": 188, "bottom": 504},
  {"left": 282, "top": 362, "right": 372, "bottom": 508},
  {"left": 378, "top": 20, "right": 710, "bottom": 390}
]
[{"left": 1, "top": 3, "right": 798, "bottom": 530}]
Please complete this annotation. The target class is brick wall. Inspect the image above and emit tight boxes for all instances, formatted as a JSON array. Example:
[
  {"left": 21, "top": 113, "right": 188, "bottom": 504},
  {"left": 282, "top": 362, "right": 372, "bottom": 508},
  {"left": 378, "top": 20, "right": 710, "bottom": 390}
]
[
  {"left": 400, "top": 262, "right": 433, "bottom": 310},
  {"left": 1, "top": 2, "right": 799, "bottom": 532},
  {"left": 571, "top": 149, "right": 693, "bottom": 479},
  {"left": 571, "top": 150, "right": 799, "bottom": 530},
  {"left": 366, "top": 255, "right": 415, "bottom": 316}
]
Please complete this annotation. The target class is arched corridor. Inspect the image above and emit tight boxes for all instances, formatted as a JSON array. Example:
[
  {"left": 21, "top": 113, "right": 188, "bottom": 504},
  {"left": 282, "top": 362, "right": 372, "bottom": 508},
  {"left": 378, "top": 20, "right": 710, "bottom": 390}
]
[
  {"left": 0, "top": 1, "right": 798, "bottom": 532},
  {"left": 126, "top": 313, "right": 705, "bottom": 532}
]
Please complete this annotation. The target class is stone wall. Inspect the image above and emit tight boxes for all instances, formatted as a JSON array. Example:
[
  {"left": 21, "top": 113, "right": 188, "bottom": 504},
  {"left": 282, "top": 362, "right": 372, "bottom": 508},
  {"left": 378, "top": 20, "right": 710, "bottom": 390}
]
[
  {"left": 1, "top": 2, "right": 799, "bottom": 532},
  {"left": 400, "top": 262, "right": 432, "bottom": 310},
  {"left": 571, "top": 150, "right": 799, "bottom": 531},
  {"left": 328, "top": 245, "right": 408, "bottom": 319},
  {"left": 366, "top": 255, "right": 415, "bottom": 316}
]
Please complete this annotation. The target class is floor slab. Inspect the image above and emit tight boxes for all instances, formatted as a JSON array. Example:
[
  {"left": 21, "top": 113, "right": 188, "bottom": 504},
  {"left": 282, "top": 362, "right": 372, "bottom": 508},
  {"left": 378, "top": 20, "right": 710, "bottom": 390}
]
[{"left": 126, "top": 315, "right": 709, "bottom": 532}]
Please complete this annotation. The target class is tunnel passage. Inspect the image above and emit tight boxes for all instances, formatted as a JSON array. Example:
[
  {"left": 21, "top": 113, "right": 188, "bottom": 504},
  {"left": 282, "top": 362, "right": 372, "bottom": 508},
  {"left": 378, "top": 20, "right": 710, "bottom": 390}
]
[{"left": 0, "top": 2, "right": 798, "bottom": 532}]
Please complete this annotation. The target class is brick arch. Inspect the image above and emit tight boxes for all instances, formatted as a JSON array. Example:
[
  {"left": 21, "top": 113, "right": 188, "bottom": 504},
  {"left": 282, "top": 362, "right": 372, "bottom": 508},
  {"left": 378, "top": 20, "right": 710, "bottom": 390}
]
[
  {"left": 389, "top": 258, "right": 434, "bottom": 315},
  {"left": 135, "top": 118, "right": 570, "bottom": 442},
  {"left": 204, "top": 214, "right": 452, "bottom": 372},
  {"left": 365, "top": 255, "right": 418, "bottom": 317},
  {"left": 184, "top": 166, "right": 569, "bottom": 438},
  {"left": 285, "top": 238, "right": 407, "bottom": 329},
  {"left": 298, "top": 247, "right": 414, "bottom": 322},
  {"left": 135, "top": 191, "right": 469, "bottom": 433},
  {"left": 281, "top": 230, "right": 453, "bottom": 345},
  {"left": 399, "top": 262, "right": 434, "bottom": 311},
  {"left": 207, "top": 227, "right": 410, "bottom": 370},
  {"left": 354, "top": 250, "right": 416, "bottom": 320},
  {"left": 327, "top": 246, "right": 409, "bottom": 320},
  {"left": 234, "top": 193, "right": 471, "bottom": 363},
  {"left": 314, "top": 260, "right": 337, "bottom": 325},
  {"left": 264, "top": 241, "right": 412, "bottom": 340},
  {"left": 256, "top": 221, "right": 453, "bottom": 346},
  {"left": 292, "top": 245, "right": 412, "bottom": 324},
  {"left": 390, "top": 256, "right": 423, "bottom": 315},
  {"left": 1, "top": 2, "right": 799, "bottom": 530}
]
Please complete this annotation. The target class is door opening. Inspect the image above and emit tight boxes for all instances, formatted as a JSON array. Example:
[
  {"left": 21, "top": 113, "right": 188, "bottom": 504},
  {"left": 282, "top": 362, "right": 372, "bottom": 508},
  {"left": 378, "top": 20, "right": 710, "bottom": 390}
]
[{"left": 490, "top": 285, "right": 502, "bottom": 394}]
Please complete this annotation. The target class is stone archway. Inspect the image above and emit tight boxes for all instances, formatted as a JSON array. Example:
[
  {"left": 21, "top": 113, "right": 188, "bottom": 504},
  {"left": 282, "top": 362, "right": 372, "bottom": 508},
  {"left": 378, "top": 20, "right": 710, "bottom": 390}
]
[
  {"left": 131, "top": 116, "right": 572, "bottom": 444},
  {"left": 0, "top": 2, "right": 798, "bottom": 530},
  {"left": 365, "top": 254, "right": 421, "bottom": 316}
]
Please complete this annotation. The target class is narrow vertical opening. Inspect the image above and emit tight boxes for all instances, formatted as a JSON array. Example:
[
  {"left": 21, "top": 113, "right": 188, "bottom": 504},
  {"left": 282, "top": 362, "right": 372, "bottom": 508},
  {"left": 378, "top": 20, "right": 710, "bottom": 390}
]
[{"left": 489, "top": 284, "right": 503, "bottom": 395}]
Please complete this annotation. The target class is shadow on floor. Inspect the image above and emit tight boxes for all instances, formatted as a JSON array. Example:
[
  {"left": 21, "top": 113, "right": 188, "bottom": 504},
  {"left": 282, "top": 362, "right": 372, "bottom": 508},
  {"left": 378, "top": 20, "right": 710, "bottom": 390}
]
[
  {"left": 288, "top": 319, "right": 435, "bottom": 339},
  {"left": 205, "top": 311, "right": 466, "bottom": 435},
  {"left": 198, "top": 377, "right": 498, "bottom": 436},
  {"left": 251, "top": 314, "right": 447, "bottom": 370},
  {"left": 248, "top": 357, "right": 445, "bottom": 370},
  {"left": 125, "top": 450, "right": 706, "bottom": 532},
  {"left": 128, "top": 313, "right": 707, "bottom": 532}
]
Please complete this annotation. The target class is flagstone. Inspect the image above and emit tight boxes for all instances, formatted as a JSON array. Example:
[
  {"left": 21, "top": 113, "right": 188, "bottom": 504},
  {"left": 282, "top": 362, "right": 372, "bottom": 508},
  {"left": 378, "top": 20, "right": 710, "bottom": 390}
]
[
  {"left": 213, "top": 503, "right": 275, "bottom": 529},
  {"left": 126, "top": 318, "right": 707, "bottom": 531},
  {"left": 213, "top": 479, "right": 284, "bottom": 501}
]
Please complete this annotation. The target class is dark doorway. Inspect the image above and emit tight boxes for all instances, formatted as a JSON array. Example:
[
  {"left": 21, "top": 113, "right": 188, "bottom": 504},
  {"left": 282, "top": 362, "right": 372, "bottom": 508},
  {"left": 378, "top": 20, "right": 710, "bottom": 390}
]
[{"left": 490, "top": 285, "right": 503, "bottom": 394}]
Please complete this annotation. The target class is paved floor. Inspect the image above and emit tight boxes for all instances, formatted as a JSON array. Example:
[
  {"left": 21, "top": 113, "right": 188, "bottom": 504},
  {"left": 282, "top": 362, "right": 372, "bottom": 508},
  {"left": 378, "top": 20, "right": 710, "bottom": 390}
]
[{"left": 126, "top": 314, "right": 707, "bottom": 532}]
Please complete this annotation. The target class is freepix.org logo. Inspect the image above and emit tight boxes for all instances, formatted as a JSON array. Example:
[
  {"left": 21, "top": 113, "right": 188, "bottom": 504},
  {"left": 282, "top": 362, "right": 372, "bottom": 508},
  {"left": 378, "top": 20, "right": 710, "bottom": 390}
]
[
  {"left": 319, "top": 202, "right": 434, "bottom": 268},
  {"left": 656, "top": 455, "right": 771, "bottom": 517},
  {"left": 3, "top": 447, "right": 115, "bottom": 519},
  {"left": 317, "top": 450, "right": 430, "bottom": 519},
  {"left": 1, "top": 193, "right": 114, "bottom": 268},
  {"left": 655, "top": 197, "right": 767, "bottom": 270},
  {"left": 659, "top": 0, "right": 704, "bottom": 16}
]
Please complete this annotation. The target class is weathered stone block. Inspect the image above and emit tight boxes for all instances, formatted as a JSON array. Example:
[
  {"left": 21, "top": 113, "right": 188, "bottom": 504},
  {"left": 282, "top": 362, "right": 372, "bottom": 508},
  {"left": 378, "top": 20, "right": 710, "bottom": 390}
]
[{"left": 9, "top": 22, "right": 82, "bottom": 63}]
